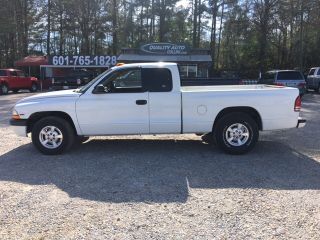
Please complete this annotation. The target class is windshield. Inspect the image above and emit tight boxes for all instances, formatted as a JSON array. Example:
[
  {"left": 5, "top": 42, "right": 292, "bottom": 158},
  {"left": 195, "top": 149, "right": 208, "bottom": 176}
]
[{"left": 75, "top": 68, "right": 114, "bottom": 93}]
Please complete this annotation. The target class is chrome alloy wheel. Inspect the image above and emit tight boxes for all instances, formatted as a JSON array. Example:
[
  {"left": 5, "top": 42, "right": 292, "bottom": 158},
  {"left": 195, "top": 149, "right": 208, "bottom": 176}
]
[
  {"left": 39, "top": 126, "right": 63, "bottom": 149},
  {"left": 225, "top": 123, "right": 250, "bottom": 147}
]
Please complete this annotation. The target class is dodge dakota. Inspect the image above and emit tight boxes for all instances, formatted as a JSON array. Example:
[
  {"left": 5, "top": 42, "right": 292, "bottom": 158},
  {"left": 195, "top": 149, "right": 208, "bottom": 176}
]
[{"left": 10, "top": 63, "right": 306, "bottom": 155}]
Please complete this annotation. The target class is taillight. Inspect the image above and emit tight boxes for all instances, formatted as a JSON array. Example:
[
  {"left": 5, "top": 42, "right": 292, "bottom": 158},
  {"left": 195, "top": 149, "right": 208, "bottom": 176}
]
[
  {"left": 294, "top": 96, "right": 302, "bottom": 112},
  {"left": 276, "top": 82, "right": 285, "bottom": 86}
]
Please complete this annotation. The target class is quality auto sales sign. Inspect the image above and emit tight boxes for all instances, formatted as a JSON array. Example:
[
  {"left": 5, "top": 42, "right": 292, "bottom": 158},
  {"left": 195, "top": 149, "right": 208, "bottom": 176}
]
[{"left": 140, "top": 43, "right": 189, "bottom": 55}]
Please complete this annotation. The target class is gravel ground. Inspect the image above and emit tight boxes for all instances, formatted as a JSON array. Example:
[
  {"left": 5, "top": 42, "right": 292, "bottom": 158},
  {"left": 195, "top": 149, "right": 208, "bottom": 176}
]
[{"left": 0, "top": 91, "right": 320, "bottom": 239}]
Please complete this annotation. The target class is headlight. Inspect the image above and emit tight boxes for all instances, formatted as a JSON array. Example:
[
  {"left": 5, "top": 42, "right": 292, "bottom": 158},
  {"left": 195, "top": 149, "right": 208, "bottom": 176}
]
[{"left": 12, "top": 109, "right": 21, "bottom": 120}]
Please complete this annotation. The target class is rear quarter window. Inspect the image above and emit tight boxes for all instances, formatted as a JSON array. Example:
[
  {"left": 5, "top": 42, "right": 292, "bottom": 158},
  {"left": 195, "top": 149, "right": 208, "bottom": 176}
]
[
  {"left": 277, "top": 71, "right": 304, "bottom": 80},
  {"left": 142, "top": 68, "right": 173, "bottom": 92}
]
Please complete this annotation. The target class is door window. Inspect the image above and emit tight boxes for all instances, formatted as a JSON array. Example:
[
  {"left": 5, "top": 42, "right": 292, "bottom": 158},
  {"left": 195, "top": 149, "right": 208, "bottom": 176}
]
[
  {"left": 10, "top": 71, "right": 18, "bottom": 77},
  {"left": 100, "top": 68, "right": 143, "bottom": 93}
]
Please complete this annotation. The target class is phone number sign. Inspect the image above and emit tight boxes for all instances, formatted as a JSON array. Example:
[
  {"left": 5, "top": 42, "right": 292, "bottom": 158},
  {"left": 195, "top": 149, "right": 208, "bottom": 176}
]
[{"left": 49, "top": 55, "right": 118, "bottom": 66}]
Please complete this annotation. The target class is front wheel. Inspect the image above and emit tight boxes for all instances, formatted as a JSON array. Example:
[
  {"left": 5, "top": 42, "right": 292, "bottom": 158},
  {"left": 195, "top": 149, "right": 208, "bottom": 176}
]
[
  {"left": 214, "top": 113, "right": 259, "bottom": 155},
  {"left": 31, "top": 117, "right": 75, "bottom": 155}
]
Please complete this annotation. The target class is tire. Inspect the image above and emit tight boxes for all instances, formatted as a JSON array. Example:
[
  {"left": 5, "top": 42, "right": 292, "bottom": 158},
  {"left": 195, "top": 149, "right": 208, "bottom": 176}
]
[
  {"left": 30, "top": 82, "right": 38, "bottom": 92},
  {"left": 201, "top": 133, "right": 216, "bottom": 145},
  {"left": 12, "top": 89, "right": 19, "bottom": 93},
  {"left": 214, "top": 112, "right": 259, "bottom": 155},
  {"left": 31, "top": 117, "right": 75, "bottom": 155},
  {"left": 1, "top": 83, "right": 9, "bottom": 95}
]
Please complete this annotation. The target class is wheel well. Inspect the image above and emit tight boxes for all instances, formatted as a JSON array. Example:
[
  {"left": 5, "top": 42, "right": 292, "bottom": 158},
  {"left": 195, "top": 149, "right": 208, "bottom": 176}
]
[
  {"left": 27, "top": 111, "right": 77, "bottom": 134},
  {"left": 213, "top": 107, "right": 263, "bottom": 131}
]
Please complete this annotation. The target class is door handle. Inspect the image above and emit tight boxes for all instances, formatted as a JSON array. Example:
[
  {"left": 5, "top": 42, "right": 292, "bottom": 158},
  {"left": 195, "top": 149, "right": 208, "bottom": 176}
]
[{"left": 136, "top": 100, "right": 147, "bottom": 105}]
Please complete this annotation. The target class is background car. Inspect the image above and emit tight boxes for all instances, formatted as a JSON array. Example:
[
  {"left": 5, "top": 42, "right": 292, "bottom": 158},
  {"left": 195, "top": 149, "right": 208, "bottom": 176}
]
[
  {"left": 306, "top": 67, "right": 320, "bottom": 93},
  {"left": 0, "top": 69, "right": 38, "bottom": 95},
  {"left": 258, "top": 70, "right": 306, "bottom": 96}
]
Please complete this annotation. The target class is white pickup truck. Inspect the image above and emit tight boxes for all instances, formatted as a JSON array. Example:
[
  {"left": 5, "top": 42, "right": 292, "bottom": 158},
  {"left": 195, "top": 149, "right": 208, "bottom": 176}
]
[
  {"left": 306, "top": 67, "right": 320, "bottom": 92},
  {"left": 10, "top": 63, "right": 306, "bottom": 155}
]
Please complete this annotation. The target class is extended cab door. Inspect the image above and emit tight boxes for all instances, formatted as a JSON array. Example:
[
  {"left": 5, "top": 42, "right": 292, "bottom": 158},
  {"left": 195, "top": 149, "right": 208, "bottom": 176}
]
[
  {"left": 16, "top": 71, "right": 29, "bottom": 88},
  {"left": 142, "top": 67, "right": 182, "bottom": 134},
  {"left": 76, "top": 68, "right": 149, "bottom": 135}
]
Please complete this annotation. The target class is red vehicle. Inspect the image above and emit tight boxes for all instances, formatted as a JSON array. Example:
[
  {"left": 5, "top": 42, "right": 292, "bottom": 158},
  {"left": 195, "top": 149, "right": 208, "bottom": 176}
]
[{"left": 0, "top": 69, "right": 38, "bottom": 95}]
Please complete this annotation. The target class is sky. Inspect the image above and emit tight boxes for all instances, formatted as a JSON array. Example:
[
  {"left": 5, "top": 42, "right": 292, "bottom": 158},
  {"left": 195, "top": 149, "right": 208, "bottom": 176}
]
[{"left": 176, "top": 0, "right": 190, "bottom": 8}]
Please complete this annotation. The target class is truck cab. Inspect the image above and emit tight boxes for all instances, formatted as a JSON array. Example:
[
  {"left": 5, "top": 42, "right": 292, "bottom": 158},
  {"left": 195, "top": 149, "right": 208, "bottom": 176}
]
[{"left": 306, "top": 67, "right": 320, "bottom": 92}]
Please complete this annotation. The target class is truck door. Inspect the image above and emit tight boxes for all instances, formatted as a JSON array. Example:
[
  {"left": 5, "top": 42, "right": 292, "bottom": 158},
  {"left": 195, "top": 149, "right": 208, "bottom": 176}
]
[
  {"left": 9, "top": 71, "right": 19, "bottom": 89},
  {"left": 17, "top": 71, "right": 28, "bottom": 88},
  {"left": 76, "top": 68, "right": 149, "bottom": 135},
  {"left": 142, "top": 68, "right": 182, "bottom": 134},
  {"left": 308, "top": 68, "right": 316, "bottom": 88}
]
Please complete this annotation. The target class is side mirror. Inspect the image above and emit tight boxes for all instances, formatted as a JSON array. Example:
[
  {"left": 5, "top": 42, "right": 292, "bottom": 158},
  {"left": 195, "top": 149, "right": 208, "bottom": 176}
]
[{"left": 93, "top": 84, "right": 106, "bottom": 94}]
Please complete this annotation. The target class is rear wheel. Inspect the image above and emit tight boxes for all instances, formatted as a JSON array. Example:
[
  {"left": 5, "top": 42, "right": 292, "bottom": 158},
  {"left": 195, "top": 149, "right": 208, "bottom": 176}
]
[
  {"left": 214, "top": 112, "right": 259, "bottom": 155},
  {"left": 31, "top": 117, "right": 75, "bottom": 155},
  {"left": 1, "top": 83, "right": 9, "bottom": 95},
  {"left": 30, "top": 82, "right": 38, "bottom": 92},
  {"left": 12, "top": 89, "right": 19, "bottom": 93}
]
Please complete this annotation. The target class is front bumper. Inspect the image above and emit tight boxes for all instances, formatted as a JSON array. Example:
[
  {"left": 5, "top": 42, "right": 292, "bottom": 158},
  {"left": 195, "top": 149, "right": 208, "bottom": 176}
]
[
  {"left": 9, "top": 119, "right": 27, "bottom": 137},
  {"left": 296, "top": 118, "right": 307, "bottom": 128}
]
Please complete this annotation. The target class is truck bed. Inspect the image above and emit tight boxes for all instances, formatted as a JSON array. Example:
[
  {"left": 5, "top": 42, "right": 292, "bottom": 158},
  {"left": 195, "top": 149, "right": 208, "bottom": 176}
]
[{"left": 180, "top": 84, "right": 299, "bottom": 133}]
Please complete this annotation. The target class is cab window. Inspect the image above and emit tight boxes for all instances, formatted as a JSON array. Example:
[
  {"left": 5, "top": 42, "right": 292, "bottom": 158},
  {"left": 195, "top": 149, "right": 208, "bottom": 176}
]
[
  {"left": 10, "top": 71, "right": 18, "bottom": 77},
  {"left": 142, "top": 68, "right": 173, "bottom": 92}
]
